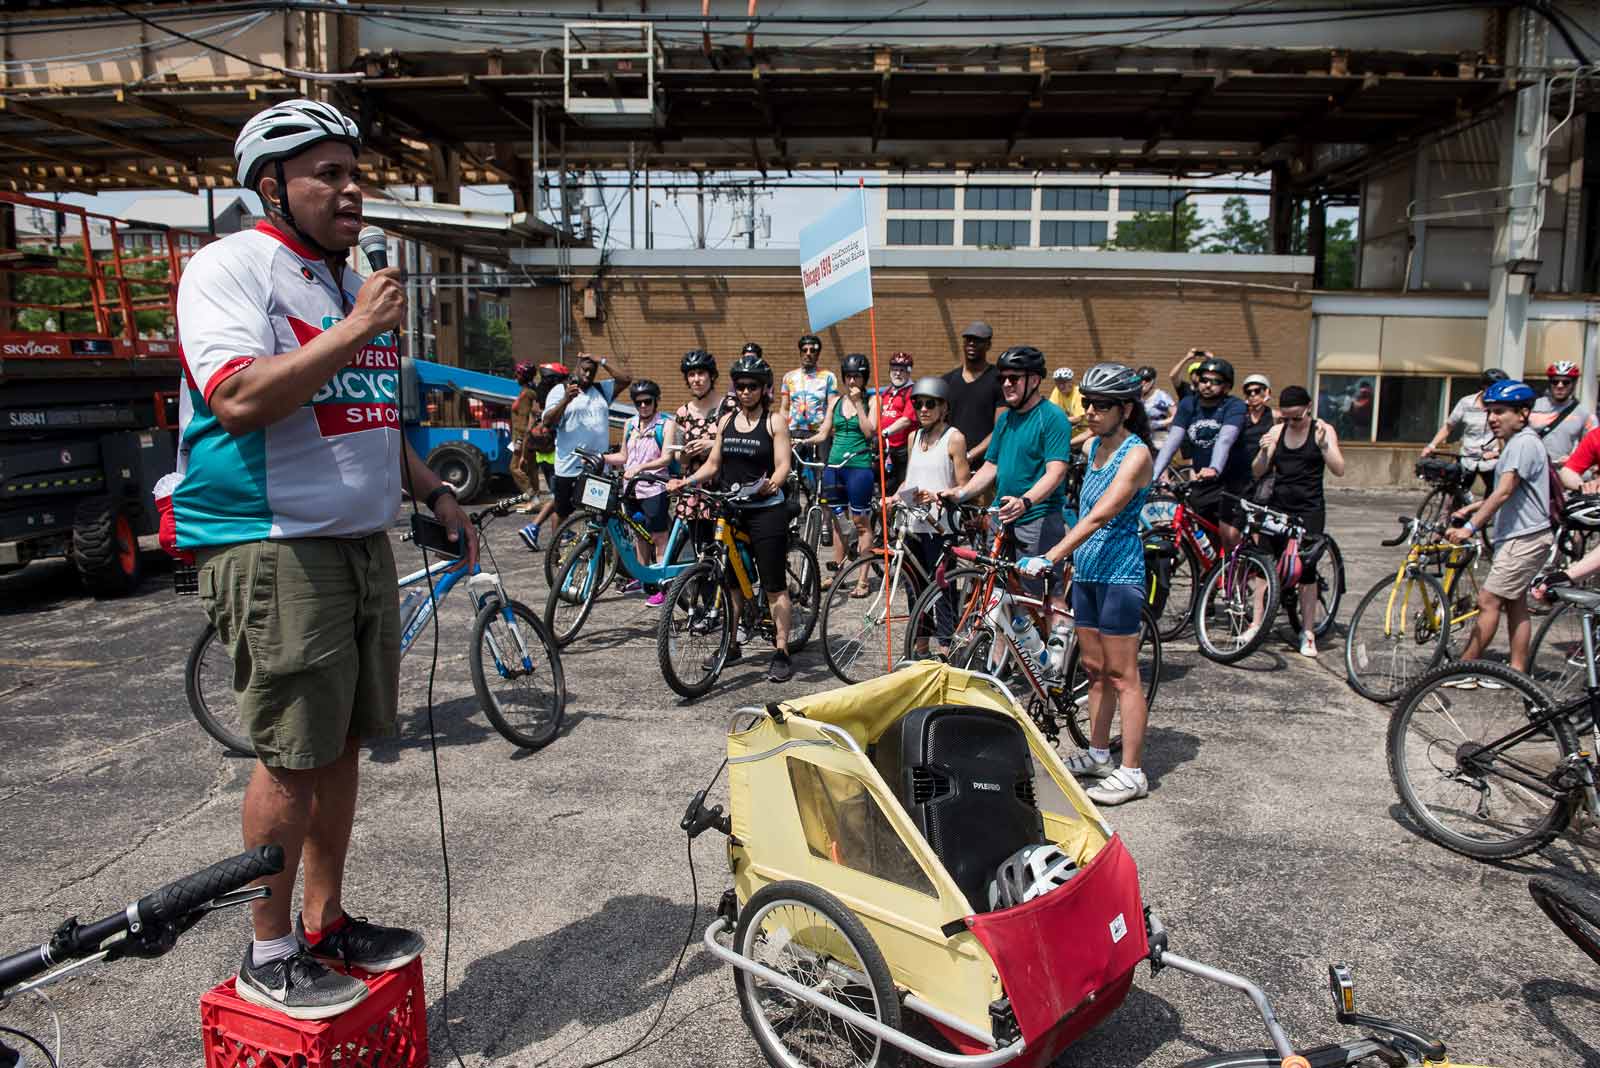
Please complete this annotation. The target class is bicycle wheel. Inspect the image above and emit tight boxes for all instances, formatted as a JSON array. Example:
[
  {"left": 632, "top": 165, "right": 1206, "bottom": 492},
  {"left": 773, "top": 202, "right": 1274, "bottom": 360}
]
[
  {"left": 470, "top": 598, "right": 566, "bottom": 750},
  {"left": 784, "top": 540, "right": 822, "bottom": 654},
  {"left": 657, "top": 561, "right": 733, "bottom": 699},
  {"left": 903, "top": 566, "right": 986, "bottom": 664},
  {"left": 185, "top": 622, "right": 253, "bottom": 756},
  {"left": 733, "top": 880, "right": 902, "bottom": 1068},
  {"left": 1528, "top": 599, "right": 1597, "bottom": 708},
  {"left": 821, "top": 554, "right": 920, "bottom": 684},
  {"left": 1529, "top": 876, "right": 1600, "bottom": 968},
  {"left": 1283, "top": 536, "right": 1345, "bottom": 640},
  {"left": 1195, "top": 550, "right": 1279, "bottom": 664},
  {"left": 1063, "top": 604, "right": 1162, "bottom": 752},
  {"left": 1387, "top": 659, "right": 1579, "bottom": 860},
  {"left": 543, "top": 533, "right": 604, "bottom": 648},
  {"left": 543, "top": 512, "right": 593, "bottom": 585},
  {"left": 1154, "top": 534, "right": 1201, "bottom": 642},
  {"left": 1416, "top": 486, "right": 1450, "bottom": 530},
  {"left": 1344, "top": 570, "right": 1449, "bottom": 703}
]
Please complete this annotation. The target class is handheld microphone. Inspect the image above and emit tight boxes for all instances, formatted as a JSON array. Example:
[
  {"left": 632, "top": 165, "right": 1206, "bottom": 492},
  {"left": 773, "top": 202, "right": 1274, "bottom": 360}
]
[{"left": 358, "top": 225, "right": 389, "bottom": 271}]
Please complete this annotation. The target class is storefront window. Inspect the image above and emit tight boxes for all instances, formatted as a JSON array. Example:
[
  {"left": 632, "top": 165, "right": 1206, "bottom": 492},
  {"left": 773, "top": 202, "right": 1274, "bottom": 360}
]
[
  {"left": 1317, "top": 374, "right": 1375, "bottom": 442},
  {"left": 1377, "top": 377, "right": 1445, "bottom": 443}
]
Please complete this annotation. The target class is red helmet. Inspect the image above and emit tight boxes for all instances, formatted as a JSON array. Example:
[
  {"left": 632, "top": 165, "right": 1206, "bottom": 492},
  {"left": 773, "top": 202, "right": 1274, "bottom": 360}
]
[
  {"left": 539, "top": 362, "right": 569, "bottom": 376},
  {"left": 890, "top": 351, "right": 914, "bottom": 368},
  {"left": 1548, "top": 360, "right": 1581, "bottom": 379},
  {"left": 514, "top": 361, "right": 536, "bottom": 385}
]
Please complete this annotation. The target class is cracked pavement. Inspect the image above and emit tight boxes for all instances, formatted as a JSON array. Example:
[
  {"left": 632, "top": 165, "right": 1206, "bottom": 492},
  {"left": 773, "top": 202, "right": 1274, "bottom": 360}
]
[{"left": 1, "top": 490, "right": 1597, "bottom": 1067}]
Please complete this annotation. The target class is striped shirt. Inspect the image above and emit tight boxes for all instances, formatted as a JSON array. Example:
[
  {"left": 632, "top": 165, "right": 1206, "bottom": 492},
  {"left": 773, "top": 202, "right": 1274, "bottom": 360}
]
[{"left": 1072, "top": 435, "right": 1149, "bottom": 586}]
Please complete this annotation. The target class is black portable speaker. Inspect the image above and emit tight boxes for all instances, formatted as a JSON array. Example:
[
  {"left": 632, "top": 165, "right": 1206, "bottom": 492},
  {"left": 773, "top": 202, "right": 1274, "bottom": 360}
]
[{"left": 873, "top": 704, "right": 1043, "bottom": 912}]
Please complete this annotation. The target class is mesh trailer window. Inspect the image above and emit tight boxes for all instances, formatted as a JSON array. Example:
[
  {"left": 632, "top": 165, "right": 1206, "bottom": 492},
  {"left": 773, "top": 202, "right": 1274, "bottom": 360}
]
[{"left": 787, "top": 757, "right": 937, "bottom": 895}]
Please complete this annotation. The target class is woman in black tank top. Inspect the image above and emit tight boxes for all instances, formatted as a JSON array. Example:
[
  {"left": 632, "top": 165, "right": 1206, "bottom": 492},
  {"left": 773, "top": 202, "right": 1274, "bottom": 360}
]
[
  {"left": 667, "top": 357, "right": 797, "bottom": 682},
  {"left": 1251, "top": 385, "right": 1346, "bottom": 657}
]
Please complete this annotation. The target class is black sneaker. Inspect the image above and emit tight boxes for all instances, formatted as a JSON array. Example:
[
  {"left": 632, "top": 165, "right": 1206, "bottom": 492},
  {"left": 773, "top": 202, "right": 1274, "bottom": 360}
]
[
  {"left": 297, "top": 913, "right": 425, "bottom": 974},
  {"left": 704, "top": 643, "right": 740, "bottom": 672},
  {"left": 767, "top": 651, "right": 793, "bottom": 683},
  {"left": 236, "top": 945, "right": 369, "bottom": 1020}
]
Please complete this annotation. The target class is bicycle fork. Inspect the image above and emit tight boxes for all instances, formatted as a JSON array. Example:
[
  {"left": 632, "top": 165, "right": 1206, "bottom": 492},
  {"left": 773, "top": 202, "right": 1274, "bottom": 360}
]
[{"left": 470, "top": 573, "right": 535, "bottom": 677}]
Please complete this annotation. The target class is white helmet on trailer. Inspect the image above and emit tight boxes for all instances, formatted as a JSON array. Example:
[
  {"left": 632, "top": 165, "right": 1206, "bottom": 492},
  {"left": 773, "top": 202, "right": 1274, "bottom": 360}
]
[
  {"left": 986, "top": 843, "right": 1078, "bottom": 911},
  {"left": 234, "top": 98, "right": 363, "bottom": 192}
]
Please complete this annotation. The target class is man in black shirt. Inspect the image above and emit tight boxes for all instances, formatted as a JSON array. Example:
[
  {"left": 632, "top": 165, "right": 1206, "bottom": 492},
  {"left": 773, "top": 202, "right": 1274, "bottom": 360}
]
[
  {"left": 1239, "top": 373, "right": 1276, "bottom": 489},
  {"left": 943, "top": 320, "right": 1004, "bottom": 465}
]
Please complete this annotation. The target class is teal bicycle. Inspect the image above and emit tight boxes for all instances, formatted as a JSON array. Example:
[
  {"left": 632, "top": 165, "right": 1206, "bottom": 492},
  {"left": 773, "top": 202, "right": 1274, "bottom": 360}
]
[{"left": 543, "top": 459, "right": 702, "bottom": 647}]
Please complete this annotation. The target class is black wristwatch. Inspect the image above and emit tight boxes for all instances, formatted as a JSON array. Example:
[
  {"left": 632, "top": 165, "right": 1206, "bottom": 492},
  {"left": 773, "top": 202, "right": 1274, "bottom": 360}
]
[{"left": 425, "top": 484, "right": 457, "bottom": 513}]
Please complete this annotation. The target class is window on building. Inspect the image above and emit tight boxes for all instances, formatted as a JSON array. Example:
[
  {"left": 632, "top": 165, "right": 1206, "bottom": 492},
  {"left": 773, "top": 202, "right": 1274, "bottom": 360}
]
[
  {"left": 1316, "top": 373, "right": 1375, "bottom": 442},
  {"left": 964, "top": 186, "right": 1032, "bottom": 212},
  {"left": 887, "top": 186, "right": 955, "bottom": 211},
  {"left": 1120, "top": 187, "right": 1186, "bottom": 213},
  {"left": 1039, "top": 220, "right": 1107, "bottom": 247},
  {"left": 963, "top": 219, "right": 1031, "bottom": 247},
  {"left": 1377, "top": 376, "right": 1446, "bottom": 444},
  {"left": 887, "top": 218, "right": 955, "bottom": 246},
  {"left": 1041, "top": 187, "right": 1109, "bottom": 212}
]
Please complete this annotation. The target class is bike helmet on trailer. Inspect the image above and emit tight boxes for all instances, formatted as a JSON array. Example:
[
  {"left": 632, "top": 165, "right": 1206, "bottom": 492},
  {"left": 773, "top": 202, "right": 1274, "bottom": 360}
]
[
  {"left": 1483, "top": 379, "right": 1537, "bottom": 406},
  {"left": 1548, "top": 360, "right": 1581, "bottom": 379},
  {"left": 841, "top": 352, "right": 871, "bottom": 378},
  {"left": 680, "top": 349, "right": 718, "bottom": 378},
  {"left": 986, "top": 843, "right": 1078, "bottom": 911},
  {"left": 910, "top": 376, "right": 949, "bottom": 402},
  {"left": 995, "top": 345, "right": 1047, "bottom": 375},
  {"left": 729, "top": 353, "right": 773, "bottom": 386},
  {"left": 1079, "top": 362, "right": 1144, "bottom": 401},
  {"left": 1196, "top": 356, "right": 1235, "bottom": 386}
]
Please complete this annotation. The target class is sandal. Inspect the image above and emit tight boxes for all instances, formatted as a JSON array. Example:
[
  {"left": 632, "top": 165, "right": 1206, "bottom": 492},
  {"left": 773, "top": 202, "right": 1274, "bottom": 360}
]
[{"left": 850, "top": 585, "right": 871, "bottom": 599}]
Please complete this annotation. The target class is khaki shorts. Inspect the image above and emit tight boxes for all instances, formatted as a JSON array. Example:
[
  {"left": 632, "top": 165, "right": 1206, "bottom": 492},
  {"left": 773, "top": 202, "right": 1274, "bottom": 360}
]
[
  {"left": 197, "top": 534, "right": 401, "bottom": 769},
  {"left": 1482, "top": 530, "right": 1554, "bottom": 601}
]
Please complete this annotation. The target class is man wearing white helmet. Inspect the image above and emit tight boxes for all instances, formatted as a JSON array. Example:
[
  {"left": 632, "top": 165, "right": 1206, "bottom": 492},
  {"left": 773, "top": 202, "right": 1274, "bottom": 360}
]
[
  {"left": 1047, "top": 367, "right": 1086, "bottom": 430},
  {"left": 170, "top": 98, "right": 474, "bottom": 1019}
]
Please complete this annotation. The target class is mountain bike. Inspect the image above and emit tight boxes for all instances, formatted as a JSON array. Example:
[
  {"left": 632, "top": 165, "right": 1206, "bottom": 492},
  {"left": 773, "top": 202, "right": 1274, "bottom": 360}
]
[
  {"left": 1386, "top": 583, "right": 1600, "bottom": 860},
  {"left": 543, "top": 469, "right": 700, "bottom": 646},
  {"left": 186, "top": 494, "right": 566, "bottom": 754},
  {"left": 1192, "top": 494, "right": 1280, "bottom": 664},
  {"left": 656, "top": 484, "right": 822, "bottom": 699},
  {"left": 1529, "top": 874, "right": 1600, "bottom": 968},
  {"left": 1, "top": 845, "right": 285, "bottom": 1067},
  {"left": 1344, "top": 516, "right": 1481, "bottom": 704}
]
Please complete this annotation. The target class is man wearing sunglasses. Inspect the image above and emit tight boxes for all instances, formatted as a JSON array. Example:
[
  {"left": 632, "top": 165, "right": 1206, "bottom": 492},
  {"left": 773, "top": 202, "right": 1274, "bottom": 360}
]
[
  {"left": 942, "top": 320, "right": 1005, "bottom": 466},
  {"left": 1529, "top": 360, "right": 1596, "bottom": 465},
  {"left": 1239, "top": 373, "right": 1276, "bottom": 487},
  {"left": 782, "top": 333, "right": 836, "bottom": 490},
  {"left": 1152, "top": 356, "right": 1250, "bottom": 548}
]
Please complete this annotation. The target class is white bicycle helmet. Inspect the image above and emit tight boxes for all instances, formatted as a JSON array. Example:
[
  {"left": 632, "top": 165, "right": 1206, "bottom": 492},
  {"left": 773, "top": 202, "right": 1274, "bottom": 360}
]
[
  {"left": 235, "top": 98, "right": 362, "bottom": 192},
  {"left": 986, "top": 843, "right": 1078, "bottom": 911},
  {"left": 1564, "top": 493, "right": 1600, "bottom": 531}
]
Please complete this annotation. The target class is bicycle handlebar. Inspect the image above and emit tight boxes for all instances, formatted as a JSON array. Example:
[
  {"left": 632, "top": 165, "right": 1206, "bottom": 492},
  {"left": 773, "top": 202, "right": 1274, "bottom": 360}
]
[
  {"left": 0, "top": 845, "right": 284, "bottom": 992},
  {"left": 1381, "top": 516, "right": 1416, "bottom": 547},
  {"left": 469, "top": 493, "right": 531, "bottom": 525}
]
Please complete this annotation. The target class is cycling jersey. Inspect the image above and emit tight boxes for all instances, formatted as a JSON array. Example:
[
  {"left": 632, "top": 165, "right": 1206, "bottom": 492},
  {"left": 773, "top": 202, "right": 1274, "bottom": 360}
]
[
  {"left": 171, "top": 221, "right": 401, "bottom": 549},
  {"left": 783, "top": 368, "right": 837, "bottom": 432}
]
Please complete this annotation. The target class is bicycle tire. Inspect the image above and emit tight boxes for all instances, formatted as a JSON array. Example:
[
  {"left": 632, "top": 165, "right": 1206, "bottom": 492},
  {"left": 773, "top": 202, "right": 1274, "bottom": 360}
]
[
  {"left": 185, "top": 622, "right": 253, "bottom": 756},
  {"left": 657, "top": 561, "right": 733, "bottom": 700},
  {"left": 783, "top": 539, "right": 822, "bottom": 654},
  {"left": 1529, "top": 875, "right": 1600, "bottom": 968},
  {"left": 1344, "top": 570, "right": 1449, "bottom": 703},
  {"left": 543, "top": 533, "right": 603, "bottom": 648},
  {"left": 733, "top": 880, "right": 902, "bottom": 1068},
  {"left": 1155, "top": 533, "right": 1201, "bottom": 642},
  {"left": 902, "top": 565, "right": 987, "bottom": 664},
  {"left": 820, "top": 554, "right": 922, "bottom": 683},
  {"left": 1283, "top": 534, "right": 1345, "bottom": 640},
  {"left": 470, "top": 598, "right": 566, "bottom": 750},
  {"left": 543, "top": 511, "right": 592, "bottom": 585},
  {"left": 1063, "top": 603, "right": 1163, "bottom": 752},
  {"left": 1528, "top": 598, "right": 1597, "bottom": 707},
  {"left": 1387, "top": 659, "right": 1578, "bottom": 861},
  {"left": 1195, "top": 550, "right": 1279, "bottom": 664},
  {"left": 1415, "top": 486, "right": 1450, "bottom": 531}
]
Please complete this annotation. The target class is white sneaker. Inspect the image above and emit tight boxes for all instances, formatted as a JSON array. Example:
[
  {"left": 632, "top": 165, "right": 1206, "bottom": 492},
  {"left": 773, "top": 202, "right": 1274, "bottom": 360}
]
[
  {"left": 1477, "top": 677, "right": 1505, "bottom": 690},
  {"left": 1442, "top": 676, "right": 1478, "bottom": 690},
  {"left": 1065, "top": 750, "right": 1115, "bottom": 779},
  {"left": 1298, "top": 632, "right": 1317, "bottom": 658},
  {"left": 1236, "top": 622, "right": 1261, "bottom": 646},
  {"left": 1086, "top": 767, "right": 1149, "bottom": 806}
]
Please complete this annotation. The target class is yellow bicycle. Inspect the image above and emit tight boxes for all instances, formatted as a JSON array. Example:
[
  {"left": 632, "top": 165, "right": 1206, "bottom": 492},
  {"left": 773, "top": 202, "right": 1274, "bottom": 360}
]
[{"left": 1345, "top": 515, "right": 1481, "bottom": 703}]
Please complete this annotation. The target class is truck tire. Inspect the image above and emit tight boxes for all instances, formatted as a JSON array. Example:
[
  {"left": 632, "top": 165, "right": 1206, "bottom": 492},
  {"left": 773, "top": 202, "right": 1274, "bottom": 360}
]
[
  {"left": 72, "top": 495, "right": 142, "bottom": 596},
  {"left": 426, "top": 441, "right": 489, "bottom": 503}
]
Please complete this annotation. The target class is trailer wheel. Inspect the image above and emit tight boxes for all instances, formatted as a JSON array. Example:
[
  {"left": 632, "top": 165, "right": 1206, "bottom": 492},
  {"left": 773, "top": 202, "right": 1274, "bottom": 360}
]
[
  {"left": 72, "top": 496, "right": 142, "bottom": 596},
  {"left": 426, "top": 441, "right": 489, "bottom": 503}
]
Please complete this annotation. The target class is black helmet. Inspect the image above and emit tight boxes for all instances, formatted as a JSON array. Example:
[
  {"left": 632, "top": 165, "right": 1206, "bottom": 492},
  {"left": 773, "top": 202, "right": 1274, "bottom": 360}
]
[
  {"left": 1080, "top": 362, "right": 1144, "bottom": 401},
  {"left": 630, "top": 378, "right": 661, "bottom": 402},
  {"left": 680, "top": 349, "right": 717, "bottom": 378},
  {"left": 729, "top": 353, "right": 772, "bottom": 386},
  {"left": 797, "top": 334, "right": 822, "bottom": 351},
  {"left": 841, "top": 352, "right": 871, "bottom": 378},
  {"left": 1138, "top": 364, "right": 1157, "bottom": 382},
  {"left": 910, "top": 376, "right": 949, "bottom": 402},
  {"left": 1482, "top": 367, "right": 1509, "bottom": 387},
  {"left": 741, "top": 341, "right": 764, "bottom": 358},
  {"left": 1197, "top": 356, "right": 1235, "bottom": 386},
  {"left": 995, "top": 345, "right": 1047, "bottom": 375}
]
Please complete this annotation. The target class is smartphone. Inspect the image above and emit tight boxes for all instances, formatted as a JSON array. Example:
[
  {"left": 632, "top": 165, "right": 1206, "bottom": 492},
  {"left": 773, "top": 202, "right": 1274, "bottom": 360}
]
[{"left": 410, "top": 513, "right": 464, "bottom": 559}]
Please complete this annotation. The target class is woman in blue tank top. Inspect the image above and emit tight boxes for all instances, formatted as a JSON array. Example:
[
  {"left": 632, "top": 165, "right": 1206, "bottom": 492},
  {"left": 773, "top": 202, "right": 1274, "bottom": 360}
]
[{"left": 1021, "top": 362, "right": 1154, "bottom": 806}]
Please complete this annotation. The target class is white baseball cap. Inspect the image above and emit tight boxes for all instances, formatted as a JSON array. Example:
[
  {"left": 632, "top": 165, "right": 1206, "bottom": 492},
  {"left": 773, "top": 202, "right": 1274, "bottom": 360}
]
[{"left": 1242, "top": 373, "right": 1271, "bottom": 390}]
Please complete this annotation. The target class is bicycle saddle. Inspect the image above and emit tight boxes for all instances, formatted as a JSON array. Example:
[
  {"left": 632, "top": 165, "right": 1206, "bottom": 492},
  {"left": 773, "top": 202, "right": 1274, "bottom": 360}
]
[{"left": 1550, "top": 585, "right": 1600, "bottom": 611}]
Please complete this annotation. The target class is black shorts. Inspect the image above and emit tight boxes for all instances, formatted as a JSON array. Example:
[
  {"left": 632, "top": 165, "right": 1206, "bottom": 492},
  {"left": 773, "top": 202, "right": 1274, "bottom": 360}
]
[
  {"left": 1189, "top": 477, "right": 1248, "bottom": 530},
  {"left": 634, "top": 492, "right": 671, "bottom": 534},
  {"left": 734, "top": 503, "right": 789, "bottom": 596},
  {"left": 553, "top": 475, "right": 580, "bottom": 519}
]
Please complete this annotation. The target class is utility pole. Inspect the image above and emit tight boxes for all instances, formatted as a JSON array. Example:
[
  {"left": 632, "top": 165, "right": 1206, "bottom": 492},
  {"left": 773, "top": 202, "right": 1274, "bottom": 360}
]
[
  {"left": 644, "top": 163, "right": 652, "bottom": 250},
  {"left": 627, "top": 143, "right": 636, "bottom": 249},
  {"left": 747, "top": 181, "right": 757, "bottom": 249},
  {"left": 696, "top": 171, "right": 706, "bottom": 249}
]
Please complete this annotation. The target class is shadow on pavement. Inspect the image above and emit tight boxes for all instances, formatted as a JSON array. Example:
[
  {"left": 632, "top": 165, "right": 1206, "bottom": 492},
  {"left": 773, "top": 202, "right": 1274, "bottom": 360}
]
[
  {"left": 433, "top": 893, "right": 719, "bottom": 1062},
  {"left": 1144, "top": 726, "right": 1202, "bottom": 789},
  {"left": 1055, "top": 985, "right": 1186, "bottom": 1067},
  {"left": 1520, "top": 978, "right": 1600, "bottom": 1067}
]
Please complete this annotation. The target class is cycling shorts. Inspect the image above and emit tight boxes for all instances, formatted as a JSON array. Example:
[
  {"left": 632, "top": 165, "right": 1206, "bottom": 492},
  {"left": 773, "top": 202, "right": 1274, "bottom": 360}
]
[
  {"left": 1071, "top": 580, "right": 1144, "bottom": 637},
  {"left": 824, "top": 465, "right": 876, "bottom": 516}
]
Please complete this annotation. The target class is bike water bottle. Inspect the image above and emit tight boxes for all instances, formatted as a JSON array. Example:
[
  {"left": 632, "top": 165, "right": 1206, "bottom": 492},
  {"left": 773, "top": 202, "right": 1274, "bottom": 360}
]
[
  {"left": 398, "top": 587, "right": 425, "bottom": 627},
  {"left": 1191, "top": 525, "right": 1213, "bottom": 556},
  {"left": 1044, "top": 622, "right": 1073, "bottom": 681},
  {"left": 1014, "top": 615, "right": 1046, "bottom": 664}
]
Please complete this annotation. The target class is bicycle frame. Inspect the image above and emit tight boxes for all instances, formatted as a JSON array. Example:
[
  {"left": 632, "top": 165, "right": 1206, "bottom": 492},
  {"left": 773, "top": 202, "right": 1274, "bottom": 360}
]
[
  {"left": 397, "top": 509, "right": 534, "bottom": 678},
  {"left": 1382, "top": 538, "right": 1478, "bottom": 640},
  {"left": 1166, "top": 493, "right": 1224, "bottom": 572}
]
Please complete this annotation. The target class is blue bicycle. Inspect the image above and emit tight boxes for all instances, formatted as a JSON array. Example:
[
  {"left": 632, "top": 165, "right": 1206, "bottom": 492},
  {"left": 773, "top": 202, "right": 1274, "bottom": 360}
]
[
  {"left": 543, "top": 462, "right": 702, "bottom": 647},
  {"left": 185, "top": 494, "right": 566, "bottom": 754}
]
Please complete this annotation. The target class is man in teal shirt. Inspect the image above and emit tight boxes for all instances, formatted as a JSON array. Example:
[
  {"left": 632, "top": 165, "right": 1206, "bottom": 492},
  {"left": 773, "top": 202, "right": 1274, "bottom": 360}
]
[{"left": 941, "top": 345, "right": 1071, "bottom": 614}]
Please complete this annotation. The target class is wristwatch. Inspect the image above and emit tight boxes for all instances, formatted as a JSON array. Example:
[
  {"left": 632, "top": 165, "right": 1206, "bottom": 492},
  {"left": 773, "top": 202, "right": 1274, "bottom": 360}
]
[{"left": 425, "top": 484, "right": 457, "bottom": 512}]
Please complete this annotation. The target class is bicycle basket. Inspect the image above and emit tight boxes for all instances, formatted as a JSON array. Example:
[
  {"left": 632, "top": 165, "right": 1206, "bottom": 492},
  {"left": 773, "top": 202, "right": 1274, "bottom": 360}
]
[
  {"left": 1414, "top": 457, "right": 1464, "bottom": 485},
  {"left": 578, "top": 472, "right": 622, "bottom": 515}
]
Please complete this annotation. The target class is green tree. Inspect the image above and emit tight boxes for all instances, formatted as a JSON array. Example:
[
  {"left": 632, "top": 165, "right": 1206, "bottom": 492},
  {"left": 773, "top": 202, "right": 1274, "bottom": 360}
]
[
  {"left": 1199, "top": 196, "right": 1269, "bottom": 254},
  {"left": 1103, "top": 201, "right": 1207, "bottom": 252},
  {"left": 1196, "top": 197, "right": 1358, "bottom": 289},
  {"left": 463, "top": 313, "right": 512, "bottom": 369},
  {"left": 1322, "top": 217, "right": 1357, "bottom": 289},
  {"left": 12, "top": 242, "right": 175, "bottom": 336}
]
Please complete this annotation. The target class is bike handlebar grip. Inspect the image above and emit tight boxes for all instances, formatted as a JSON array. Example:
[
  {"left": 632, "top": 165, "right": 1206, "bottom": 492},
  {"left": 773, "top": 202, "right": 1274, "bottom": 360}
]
[
  {"left": 136, "top": 845, "right": 284, "bottom": 927},
  {"left": 951, "top": 546, "right": 978, "bottom": 561},
  {"left": 0, "top": 945, "right": 48, "bottom": 990}
]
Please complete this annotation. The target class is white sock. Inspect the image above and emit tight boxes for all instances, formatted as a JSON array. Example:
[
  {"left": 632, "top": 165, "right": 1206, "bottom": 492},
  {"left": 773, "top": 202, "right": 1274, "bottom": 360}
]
[
  {"left": 1120, "top": 765, "right": 1147, "bottom": 783},
  {"left": 251, "top": 933, "right": 299, "bottom": 967},
  {"left": 1089, "top": 746, "right": 1111, "bottom": 764}
]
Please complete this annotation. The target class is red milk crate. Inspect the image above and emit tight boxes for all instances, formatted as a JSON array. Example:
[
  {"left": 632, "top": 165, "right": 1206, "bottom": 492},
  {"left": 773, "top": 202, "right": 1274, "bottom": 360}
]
[{"left": 200, "top": 957, "right": 429, "bottom": 1068}]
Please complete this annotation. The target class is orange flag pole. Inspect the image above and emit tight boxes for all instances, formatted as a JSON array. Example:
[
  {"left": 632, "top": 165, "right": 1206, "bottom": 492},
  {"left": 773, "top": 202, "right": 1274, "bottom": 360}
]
[{"left": 861, "top": 177, "right": 895, "bottom": 674}]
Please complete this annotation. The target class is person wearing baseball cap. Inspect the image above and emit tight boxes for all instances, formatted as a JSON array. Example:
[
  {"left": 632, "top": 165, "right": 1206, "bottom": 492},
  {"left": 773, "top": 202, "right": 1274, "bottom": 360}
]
[
  {"left": 943, "top": 320, "right": 1002, "bottom": 465},
  {"left": 1240, "top": 373, "right": 1275, "bottom": 485}
]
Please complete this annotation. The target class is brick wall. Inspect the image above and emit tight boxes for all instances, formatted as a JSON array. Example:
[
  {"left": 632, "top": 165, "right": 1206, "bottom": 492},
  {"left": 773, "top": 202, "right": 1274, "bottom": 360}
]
[{"left": 506, "top": 265, "right": 1312, "bottom": 411}]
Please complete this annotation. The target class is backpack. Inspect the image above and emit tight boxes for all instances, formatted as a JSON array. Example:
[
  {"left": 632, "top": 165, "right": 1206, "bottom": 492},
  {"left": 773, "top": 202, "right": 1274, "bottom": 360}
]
[
  {"left": 1536, "top": 401, "right": 1578, "bottom": 528},
  {"left": 628, "top": 415, "right": 679, "bottom": 476}
]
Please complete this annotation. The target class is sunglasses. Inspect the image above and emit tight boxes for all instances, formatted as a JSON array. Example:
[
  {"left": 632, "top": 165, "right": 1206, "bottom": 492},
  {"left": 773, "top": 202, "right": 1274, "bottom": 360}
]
[
  {"left": 998, "top": 373, "right": 1027, "bottom": 385},
  {"left": 635, "top": 397, "right": 656, "bottom": 405},
  {"left": 1198, "top": 376, "right": 1227, "bottom": 386},
  {"left": 1243, "top": 386, "right": 1267, "bottom": 396},
  {"left": 733, "top": 381, "right": 763, "bottom": 392},
  {"left": 1084, "top": 397, "right": 1123, "bottom": 412},
  {"left": 801, "top": 344, "right": 821, "bottom": 351},
  {"left": 912, "top": 399, "right": 942, "bottom": 411}
]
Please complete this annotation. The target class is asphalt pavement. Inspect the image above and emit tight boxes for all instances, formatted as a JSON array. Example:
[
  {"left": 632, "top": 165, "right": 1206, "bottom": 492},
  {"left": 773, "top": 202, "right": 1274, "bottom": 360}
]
[{"left": 1, "top": 488, "right": 1597, "bottom": 1068}]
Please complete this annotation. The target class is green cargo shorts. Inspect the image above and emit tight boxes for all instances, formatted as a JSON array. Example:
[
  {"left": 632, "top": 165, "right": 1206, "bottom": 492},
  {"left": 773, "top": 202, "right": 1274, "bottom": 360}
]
[{"left": 196, "top": 534, "right": 401, "bottom": 769}]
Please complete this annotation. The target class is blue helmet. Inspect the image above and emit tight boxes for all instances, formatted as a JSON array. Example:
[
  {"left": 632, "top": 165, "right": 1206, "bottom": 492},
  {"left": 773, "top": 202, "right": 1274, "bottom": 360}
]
[{"left": 1483, "top": 379, "right": 1537, "bottom": 406}]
